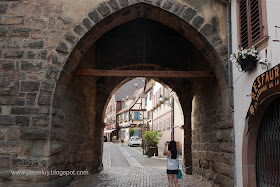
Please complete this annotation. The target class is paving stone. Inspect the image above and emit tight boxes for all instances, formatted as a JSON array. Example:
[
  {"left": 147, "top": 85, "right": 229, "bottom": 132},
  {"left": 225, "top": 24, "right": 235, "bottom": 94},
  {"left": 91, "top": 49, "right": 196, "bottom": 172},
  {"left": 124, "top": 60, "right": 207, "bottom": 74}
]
[{"left": 71, "top": 143, "right": 211, "bottom": 187}]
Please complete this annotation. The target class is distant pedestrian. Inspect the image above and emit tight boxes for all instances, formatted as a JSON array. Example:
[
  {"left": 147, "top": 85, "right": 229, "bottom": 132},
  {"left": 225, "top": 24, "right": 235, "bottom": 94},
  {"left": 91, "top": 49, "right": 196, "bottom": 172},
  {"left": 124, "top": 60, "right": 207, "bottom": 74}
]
[
  {"left": 121, "top": 135, "right": 124, "bottom": 146},
  {"left": 163, "top": 141, "right": 179, "bottom": 187}
]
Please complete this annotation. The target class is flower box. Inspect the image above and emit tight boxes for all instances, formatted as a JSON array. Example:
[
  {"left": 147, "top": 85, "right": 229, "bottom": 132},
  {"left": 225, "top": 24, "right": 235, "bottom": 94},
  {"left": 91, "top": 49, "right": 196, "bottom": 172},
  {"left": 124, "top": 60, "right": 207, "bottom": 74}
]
[
  {"left": 230, "top": 46, "right": 259, "bottom": 72},
  {"left": 240, "top": 59, "right": 257, "bottom": 72}
]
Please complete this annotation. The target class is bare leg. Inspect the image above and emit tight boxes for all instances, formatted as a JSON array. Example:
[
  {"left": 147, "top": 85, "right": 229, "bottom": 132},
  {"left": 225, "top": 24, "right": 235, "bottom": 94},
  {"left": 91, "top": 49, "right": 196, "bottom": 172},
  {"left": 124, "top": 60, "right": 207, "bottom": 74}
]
[
  {"left": 168, "top": 174, "right": 174, "bottom": 187},
  {"left": 172, "top": 174, "right": 180, "bottom": 187}
]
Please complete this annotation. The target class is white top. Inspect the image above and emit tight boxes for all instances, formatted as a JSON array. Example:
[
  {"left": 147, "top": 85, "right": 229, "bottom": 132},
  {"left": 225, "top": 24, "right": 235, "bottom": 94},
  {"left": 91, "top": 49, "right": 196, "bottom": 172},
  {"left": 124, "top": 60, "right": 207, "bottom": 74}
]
[{"left": 167, "top": 155, "right": 179, "bottom": 170}]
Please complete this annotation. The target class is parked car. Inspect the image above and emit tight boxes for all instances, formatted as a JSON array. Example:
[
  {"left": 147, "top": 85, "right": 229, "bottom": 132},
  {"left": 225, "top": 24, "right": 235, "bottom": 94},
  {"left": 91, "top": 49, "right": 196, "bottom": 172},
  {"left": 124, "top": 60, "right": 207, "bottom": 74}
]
[
  {"left": 103, "top": 136, "right": 107, "bottom": 142},
  {"left": 128, "top": 136, "right": 141, "bottom": 147}
]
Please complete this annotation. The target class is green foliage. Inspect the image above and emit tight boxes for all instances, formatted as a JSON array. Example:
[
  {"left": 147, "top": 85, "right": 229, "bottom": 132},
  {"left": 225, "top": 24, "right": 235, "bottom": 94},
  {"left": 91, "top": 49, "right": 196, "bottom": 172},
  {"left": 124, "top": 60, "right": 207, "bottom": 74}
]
[
  {"left": 129, "top": 128, "right": 135, "bottom": 137},
  {"left": 112, "top": 136, "right": 117, "bottom": 140},
  {"left": 143, "top": 130, "right": 163, "bottom": 147}
]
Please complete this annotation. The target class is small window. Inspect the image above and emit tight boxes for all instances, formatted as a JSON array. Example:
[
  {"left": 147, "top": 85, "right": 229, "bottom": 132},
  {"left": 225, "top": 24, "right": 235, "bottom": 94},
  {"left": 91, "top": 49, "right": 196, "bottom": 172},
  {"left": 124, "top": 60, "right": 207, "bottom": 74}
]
[
  {"left": 166, "top": 119, "right": 170, "bottom": 129},
  {"left": 159, "top": 123, "right": 162, "bottom": 131},
  {"left": 134, "top": 112, "right": 140, "bottom": 120},
  {"left": 163, "top": 122, "right": 166, "bottom": 131},
  {"left": 145, "top": 98, "right": 147, "bottom": 106}
]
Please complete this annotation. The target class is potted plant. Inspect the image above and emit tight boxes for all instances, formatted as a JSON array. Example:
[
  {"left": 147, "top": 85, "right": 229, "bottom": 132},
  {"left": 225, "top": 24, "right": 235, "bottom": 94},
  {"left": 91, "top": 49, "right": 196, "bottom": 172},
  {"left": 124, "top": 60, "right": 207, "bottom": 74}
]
[
  {"left": 230, "top": 46, "right": 259, "bottom": 72},
  {"left": 112, "top": 135, "right": 118, "bottom": 143},
  {"left": 129, "top": 127, "right": 135, "bottom": 137},
  {"left": 143, "top": 130, "right": 163, "bottom": 157}
]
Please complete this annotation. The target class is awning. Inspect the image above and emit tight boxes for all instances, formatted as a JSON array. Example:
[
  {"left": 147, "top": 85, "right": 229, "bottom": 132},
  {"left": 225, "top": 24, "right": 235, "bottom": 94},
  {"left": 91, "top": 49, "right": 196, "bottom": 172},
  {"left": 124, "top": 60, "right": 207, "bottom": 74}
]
[{"left": 104, "top": 129, "right": 115, "bottom": 133}]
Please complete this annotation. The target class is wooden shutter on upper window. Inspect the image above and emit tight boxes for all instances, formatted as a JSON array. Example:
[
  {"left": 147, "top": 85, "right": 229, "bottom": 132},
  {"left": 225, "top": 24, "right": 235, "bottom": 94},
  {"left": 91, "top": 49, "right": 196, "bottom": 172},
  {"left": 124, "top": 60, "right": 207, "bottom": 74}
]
[
  {"left": 239, "top": 0, "right": 262, "bottom": 48},
  {"left": 249, "top": 0, "right": 262, "bottom": 44},
  {"left": 239, "top": 0, "right": 249, "bottom": 48}
]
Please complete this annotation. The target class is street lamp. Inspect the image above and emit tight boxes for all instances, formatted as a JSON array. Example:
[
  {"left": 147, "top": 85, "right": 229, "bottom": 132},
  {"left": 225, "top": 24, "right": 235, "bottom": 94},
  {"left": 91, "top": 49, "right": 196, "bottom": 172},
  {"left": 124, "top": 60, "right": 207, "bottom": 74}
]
[{"left": 159, "top": 93, "right": 174, "bottom": 141}]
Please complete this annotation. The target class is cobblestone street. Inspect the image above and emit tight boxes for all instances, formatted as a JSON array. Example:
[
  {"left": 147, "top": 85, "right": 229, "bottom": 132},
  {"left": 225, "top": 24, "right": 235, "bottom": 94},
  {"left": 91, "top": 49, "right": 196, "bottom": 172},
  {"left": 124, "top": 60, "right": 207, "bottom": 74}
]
[{"left": 71, "top": 143, "right": 210, "bottom": 187}]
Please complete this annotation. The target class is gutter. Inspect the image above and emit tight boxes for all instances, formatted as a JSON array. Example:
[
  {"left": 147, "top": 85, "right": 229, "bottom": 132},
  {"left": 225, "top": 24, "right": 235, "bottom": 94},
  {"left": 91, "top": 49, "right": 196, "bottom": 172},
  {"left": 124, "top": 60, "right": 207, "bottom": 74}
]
[{"left": 220, "top": 0, "right": 236, "bottom": 186}]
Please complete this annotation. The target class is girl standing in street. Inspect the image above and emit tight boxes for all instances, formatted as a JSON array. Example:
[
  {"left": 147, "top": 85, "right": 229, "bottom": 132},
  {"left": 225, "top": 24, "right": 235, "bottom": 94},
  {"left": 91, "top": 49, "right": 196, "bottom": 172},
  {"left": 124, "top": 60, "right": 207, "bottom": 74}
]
[
  {"left": 121, "top": 135, "right": 124, "bottom": 146},
  {"left": 163, "top": 141, "right": 180, "bottom": 187}
]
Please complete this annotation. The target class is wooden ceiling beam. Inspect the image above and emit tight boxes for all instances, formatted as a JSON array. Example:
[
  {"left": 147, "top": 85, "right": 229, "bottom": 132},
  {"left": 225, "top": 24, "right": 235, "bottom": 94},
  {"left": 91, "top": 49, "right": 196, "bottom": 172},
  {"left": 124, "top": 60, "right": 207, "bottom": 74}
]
[{"left": 74, "top": 69, "right": 214, "bottom": 78}]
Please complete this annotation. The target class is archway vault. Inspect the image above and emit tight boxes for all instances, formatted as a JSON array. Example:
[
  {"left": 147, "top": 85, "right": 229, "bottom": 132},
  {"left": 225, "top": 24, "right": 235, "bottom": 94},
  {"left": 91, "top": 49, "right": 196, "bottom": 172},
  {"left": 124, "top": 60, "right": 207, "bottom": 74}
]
[
  {"left": 53, "top": 1, "right": 228, "bottom": 99},
  {"left": 48, "top": 1, "right": 233, "bottom": 186}
]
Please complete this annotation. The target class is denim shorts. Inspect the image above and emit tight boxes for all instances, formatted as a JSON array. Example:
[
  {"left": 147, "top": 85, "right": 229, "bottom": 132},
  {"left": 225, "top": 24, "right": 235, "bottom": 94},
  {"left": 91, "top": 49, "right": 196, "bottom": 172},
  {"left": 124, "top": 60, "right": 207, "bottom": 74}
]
[{"left": 166, "top": 169, "right": 178, "bottom": 174}]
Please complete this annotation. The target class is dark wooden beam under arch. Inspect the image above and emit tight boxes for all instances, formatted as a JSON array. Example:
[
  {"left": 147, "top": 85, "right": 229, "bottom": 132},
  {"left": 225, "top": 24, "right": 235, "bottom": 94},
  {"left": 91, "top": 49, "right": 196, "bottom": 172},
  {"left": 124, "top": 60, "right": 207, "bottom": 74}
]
[{"left": 74, "top": 69, "right": 214, "bottom": 78}]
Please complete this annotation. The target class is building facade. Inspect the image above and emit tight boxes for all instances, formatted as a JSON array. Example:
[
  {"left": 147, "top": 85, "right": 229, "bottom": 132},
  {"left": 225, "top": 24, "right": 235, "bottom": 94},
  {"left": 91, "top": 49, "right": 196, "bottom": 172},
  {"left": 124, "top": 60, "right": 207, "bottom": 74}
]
[
  {"left": 231, "top": 0, "right": 280, "bottom": 186},
  {"left": 117, "top": 88, "right": 147, "bottom": 142},
  {"left": 146, "top": 80, "right": 184, "bottom": 153}
]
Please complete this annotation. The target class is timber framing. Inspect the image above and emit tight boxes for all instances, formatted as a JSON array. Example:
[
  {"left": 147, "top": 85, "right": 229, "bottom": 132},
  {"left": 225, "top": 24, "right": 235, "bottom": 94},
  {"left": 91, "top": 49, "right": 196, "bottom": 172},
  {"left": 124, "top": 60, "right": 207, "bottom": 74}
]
[{"left": 74, "top": 69, "right": 214, "bottom": 78}]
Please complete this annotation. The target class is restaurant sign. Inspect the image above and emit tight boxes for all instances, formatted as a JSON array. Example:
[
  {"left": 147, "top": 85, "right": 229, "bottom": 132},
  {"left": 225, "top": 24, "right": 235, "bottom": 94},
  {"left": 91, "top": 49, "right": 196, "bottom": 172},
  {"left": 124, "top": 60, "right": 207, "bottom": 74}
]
[{"left": 247, "top": 64, "right": 280, "bottom": 118}]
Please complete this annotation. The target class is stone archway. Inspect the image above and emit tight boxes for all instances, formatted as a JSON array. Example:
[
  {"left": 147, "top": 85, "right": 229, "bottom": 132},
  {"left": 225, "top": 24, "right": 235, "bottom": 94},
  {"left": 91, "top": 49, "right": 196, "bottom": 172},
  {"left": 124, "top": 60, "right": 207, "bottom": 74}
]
[{"left": 48, "top": 1, "right": 232, "bottom": 186}]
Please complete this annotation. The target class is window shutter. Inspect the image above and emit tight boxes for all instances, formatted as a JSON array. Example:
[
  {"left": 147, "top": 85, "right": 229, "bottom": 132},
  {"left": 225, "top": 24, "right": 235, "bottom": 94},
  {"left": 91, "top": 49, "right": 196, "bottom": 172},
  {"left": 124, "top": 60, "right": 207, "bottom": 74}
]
[
  {"left": 249, "top": 0, "right": 261, "bottom": 44},
  {"left": 239, "top": 0, "right": 262, "bottom": 48},
  {"left": 239, "top": 0, "right": 249, "bottom": 48}
]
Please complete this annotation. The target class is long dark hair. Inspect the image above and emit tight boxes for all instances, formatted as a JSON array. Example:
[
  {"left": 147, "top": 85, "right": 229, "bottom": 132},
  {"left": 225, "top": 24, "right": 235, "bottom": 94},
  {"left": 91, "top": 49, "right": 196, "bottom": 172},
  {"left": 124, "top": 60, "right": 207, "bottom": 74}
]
[{"left": 168, "top": 141, "right": 177, "bottom": 159}]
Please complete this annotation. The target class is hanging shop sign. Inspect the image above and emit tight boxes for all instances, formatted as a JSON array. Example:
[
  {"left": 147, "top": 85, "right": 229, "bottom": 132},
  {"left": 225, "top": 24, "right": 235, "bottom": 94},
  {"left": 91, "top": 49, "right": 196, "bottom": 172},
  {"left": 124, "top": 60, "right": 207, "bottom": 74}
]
[{"left": 247, "top": 63, "right": 280, "bottom": 118}]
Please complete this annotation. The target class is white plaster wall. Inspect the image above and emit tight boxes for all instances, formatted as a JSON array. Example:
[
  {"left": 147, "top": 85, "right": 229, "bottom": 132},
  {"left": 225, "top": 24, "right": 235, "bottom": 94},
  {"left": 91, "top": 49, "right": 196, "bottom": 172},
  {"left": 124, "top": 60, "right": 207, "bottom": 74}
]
[
  {"left": 232, "top": 0, "right": 280, "bottom": 186},
  {"left": 147, "top": 90, "right": 153, "bottom": 111}
]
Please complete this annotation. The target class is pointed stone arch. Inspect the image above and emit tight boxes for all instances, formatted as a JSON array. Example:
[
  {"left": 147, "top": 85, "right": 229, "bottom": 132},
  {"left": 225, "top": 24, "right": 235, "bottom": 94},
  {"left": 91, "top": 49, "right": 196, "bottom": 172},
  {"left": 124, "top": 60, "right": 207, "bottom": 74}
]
[
  {"left": 47, "top": 0, "right": 232, "bottom": 186},
  {"left": 51, "top": 1, "right": 228, "bottom": 99}
]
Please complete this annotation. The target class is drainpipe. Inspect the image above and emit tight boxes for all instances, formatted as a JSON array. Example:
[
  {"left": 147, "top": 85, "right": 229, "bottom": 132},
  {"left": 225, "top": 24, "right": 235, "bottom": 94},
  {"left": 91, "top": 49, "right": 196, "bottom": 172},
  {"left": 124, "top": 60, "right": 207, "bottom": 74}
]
[{"left": 220, "top": 0, "right": 236, "bottom": 186}]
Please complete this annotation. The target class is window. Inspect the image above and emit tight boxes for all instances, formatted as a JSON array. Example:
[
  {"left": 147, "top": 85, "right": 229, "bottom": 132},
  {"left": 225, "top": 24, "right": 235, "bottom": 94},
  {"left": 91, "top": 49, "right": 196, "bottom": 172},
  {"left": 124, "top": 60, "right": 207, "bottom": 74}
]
[
  {"left": 145, "top": 98, "right": 147, "bottom": 106},
  {"left": 149, "top": 91, "right": 152, "bottom": 101},
  {"left": 117, "top": 102, "right": 121, "bottom": 110},
  {"left": 159, "top": 122, "right": 162, "bottom": 131},
  {"left": 163, "top": 122, "right": 166, "bottom": 131},
  {"left": 166, "top": 119, "right": 170, "bottom": 129},
  {"left": 124, "top": 113, "right": 127, "bottom": 120},
  {"left": 238, "top": 0, "right": 263, "bottom": 48},
  {"left": 134, "top": 112, "right": 140, "bottom": 120},
  {"left": 165, "top": 88, "right": 168, "bottom": 98}
]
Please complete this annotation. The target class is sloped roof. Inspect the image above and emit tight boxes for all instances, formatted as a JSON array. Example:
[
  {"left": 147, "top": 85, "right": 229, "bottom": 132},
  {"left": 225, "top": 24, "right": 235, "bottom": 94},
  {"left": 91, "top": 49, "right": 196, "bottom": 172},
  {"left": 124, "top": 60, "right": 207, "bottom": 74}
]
[{"left": 115, "top": 78, "right": 145, "bottom": 101}]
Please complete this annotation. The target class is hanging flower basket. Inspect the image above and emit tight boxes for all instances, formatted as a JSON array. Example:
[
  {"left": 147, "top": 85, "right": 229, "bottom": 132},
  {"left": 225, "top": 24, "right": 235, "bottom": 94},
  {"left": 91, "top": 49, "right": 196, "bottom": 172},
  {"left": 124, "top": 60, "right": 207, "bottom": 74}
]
[
  {"left": 230, "top": 46, "right": 259, "bottom": 72},
  {"left": 240, "top": 59, "right": 257, "bottom": 72}
]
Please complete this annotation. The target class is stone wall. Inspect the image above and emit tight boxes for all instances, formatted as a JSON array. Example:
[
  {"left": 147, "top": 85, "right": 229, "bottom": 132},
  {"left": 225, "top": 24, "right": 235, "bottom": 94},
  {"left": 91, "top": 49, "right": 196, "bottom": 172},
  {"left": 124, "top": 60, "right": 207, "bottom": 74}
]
[
  {"left": 49, "top": 75, "right": 96, "bottom": 185},
  {"left": 191, "top": 79, "right": 234, "bottom": 186}
]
